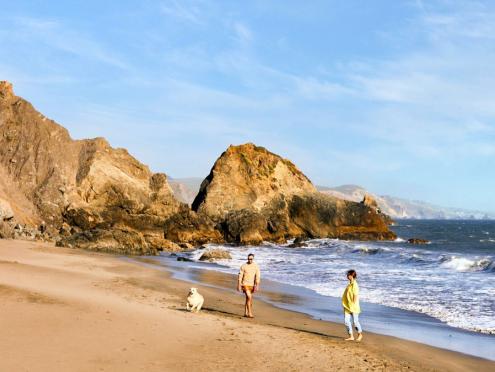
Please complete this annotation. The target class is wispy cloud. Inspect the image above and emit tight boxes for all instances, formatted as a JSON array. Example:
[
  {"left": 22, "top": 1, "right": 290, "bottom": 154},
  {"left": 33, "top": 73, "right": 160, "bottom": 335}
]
[
  {"left": 233, "top": 22, "right": 253, "bottom": 44},
  {"left": 6, "top": 16, "right": 130, "bottom": 70},
  {"left": 159, "top": 0, "right": 204, "bottom": 24}
]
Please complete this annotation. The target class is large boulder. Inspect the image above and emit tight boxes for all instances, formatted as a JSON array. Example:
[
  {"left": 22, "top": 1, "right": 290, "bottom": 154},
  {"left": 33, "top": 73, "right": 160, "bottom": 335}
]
[
  {"left": 187, "top": 143, "right": 396, "bottom": 243},
  {"left": 192, "top": 143, "right": 316, "bottom": 219},
  {"left": 199, "top": 248, "right": 232, "bottom": 261}
]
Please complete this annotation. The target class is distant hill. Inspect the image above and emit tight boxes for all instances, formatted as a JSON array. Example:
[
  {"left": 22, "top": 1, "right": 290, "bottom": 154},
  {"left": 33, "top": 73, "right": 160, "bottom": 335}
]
[
  {"left": 318, "top": 184, "right": 494, "bottom": 220},
  {"left": 170, "top": 179, "right": 494, "bottom": 220},
  {"left": 168, "top": 177, "right": 203, "bottom": 205}
]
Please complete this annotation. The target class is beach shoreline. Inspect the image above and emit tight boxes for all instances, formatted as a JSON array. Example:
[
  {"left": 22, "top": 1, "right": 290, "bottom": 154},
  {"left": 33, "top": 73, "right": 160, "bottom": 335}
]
[
  {"left": 140, "top": 253, "right": 495, "bottom": 360},
  {"left": 1, "top": 239, "right": 493, "bottom": 371}
]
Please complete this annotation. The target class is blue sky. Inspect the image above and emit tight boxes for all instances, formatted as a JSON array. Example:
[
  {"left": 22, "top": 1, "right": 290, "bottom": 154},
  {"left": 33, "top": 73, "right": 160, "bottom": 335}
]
[{"left": 1, "top": 1, "right": 494, "bottom": 212}]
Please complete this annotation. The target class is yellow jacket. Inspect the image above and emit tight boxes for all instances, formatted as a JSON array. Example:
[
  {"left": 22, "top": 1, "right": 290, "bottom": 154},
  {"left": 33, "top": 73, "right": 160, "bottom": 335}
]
[{"left": 342, "top": 280, "right": 361, "bottom": 314}]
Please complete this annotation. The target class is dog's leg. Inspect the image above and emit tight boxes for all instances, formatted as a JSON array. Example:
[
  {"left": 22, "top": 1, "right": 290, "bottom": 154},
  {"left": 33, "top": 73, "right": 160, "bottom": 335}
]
[
  {"left": 186, "top": 303, "right": 190, "bottom": 311},
  {"left": 196, "top": 299, "right": 204, "bottom": 313}
]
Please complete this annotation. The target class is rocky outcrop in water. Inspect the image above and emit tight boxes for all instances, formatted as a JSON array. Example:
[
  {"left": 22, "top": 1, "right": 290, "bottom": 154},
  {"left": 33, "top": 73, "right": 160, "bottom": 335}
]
[
  {"left": 199, "top": 248, "right": 232, "bottom": 261},
  {"left": 178, "top": 143, "right": 396, "bottom": 244},
  {"left": 407, "top": 238, "right": 430, "bottom": 244}
]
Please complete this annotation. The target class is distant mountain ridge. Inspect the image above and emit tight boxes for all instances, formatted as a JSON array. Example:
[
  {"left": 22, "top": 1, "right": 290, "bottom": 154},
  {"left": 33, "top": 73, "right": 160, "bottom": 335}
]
[
  {"left": 318, "top": 184, "right": 494, "bottom": 220},
  {"left": 170, "top": 179, "right": 494, "bottom": 220}
]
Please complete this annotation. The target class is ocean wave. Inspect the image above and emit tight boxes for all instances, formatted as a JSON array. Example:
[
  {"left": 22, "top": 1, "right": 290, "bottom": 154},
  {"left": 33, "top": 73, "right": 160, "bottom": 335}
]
[
  {"left": 179, "top": 237, "right": 495, "bottom": 335},
  {"left": 394, "top": 237, "right": 406, "bottom": 243},
  {"left": 440, "top": 256, "right": 494, "bottom": 273},
  {"left": 351, "top": 246, "right": 386, "bottom": 255},
  {"left": 404, "top": 254, "right": 428, "bottom": 264}
]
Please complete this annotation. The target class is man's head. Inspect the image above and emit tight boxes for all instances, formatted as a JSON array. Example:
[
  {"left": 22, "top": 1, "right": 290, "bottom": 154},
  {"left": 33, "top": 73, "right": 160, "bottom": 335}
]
[{"left": 247, "top": 253, "right": 254, "bottom": 263}]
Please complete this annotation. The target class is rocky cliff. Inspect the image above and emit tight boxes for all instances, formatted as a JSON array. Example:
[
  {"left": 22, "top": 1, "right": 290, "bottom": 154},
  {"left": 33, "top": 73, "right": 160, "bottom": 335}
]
[
  {"left": 164, "top": 144, "right": 396, "bottom": 245},
  {"left": 1, "top": 81, "right": 396, "bottom": 253},
  {"left": 0, "top": 81, "right": 185, "bottom": 253}
]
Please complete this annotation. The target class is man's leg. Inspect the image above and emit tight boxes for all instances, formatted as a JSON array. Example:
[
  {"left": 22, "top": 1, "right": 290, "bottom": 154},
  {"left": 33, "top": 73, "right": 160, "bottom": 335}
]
[
  {"left": 246, "top": 290, "right": 253, "bottom": 317},
  {"left": 244, "top": 291, "right": 249, "bottom": 316}
]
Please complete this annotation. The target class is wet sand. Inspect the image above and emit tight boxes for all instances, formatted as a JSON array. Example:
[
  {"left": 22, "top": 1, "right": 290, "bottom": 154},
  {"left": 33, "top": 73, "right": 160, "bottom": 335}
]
[
  {"left": 144, "top": 254, "right": 495, "bottom": 360},
  {"left": 1, "top": 239, "right": 493, "bottom": 371}
]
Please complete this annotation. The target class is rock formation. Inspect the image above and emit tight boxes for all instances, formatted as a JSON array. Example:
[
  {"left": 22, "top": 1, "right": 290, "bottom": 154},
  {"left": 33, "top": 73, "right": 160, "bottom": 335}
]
[
  {"left": 199, "top": 248, "right": 232, "bottom": 261},
  {"left": 407, "top": 238, "right": 430, "bottom": 244},
  {"left": 1, "top": 81, "right": 396, "bottom": 253},
  {"left": 169, "top": 143, "right": 396, "bottom": 244},
  {"left": 0, "top": 81, "right": 185, "bottom": 254}
]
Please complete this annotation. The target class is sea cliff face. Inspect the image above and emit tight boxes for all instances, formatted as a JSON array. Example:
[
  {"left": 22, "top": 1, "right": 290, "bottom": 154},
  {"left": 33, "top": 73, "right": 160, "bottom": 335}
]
[
  {"left": 166, "top": 143, "right": 396, "bottom": 245},
  {"left": 0, "top": 81, "right": 185, "bottom": 253},
  {"left": 0, "top": 81, "right": 396, "bottom": 253}
]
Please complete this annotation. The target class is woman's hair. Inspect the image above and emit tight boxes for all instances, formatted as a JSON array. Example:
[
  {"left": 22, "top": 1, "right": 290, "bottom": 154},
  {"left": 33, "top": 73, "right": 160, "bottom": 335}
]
[{"left": 346, "top": 269, "right": 357, "bottom": 278}]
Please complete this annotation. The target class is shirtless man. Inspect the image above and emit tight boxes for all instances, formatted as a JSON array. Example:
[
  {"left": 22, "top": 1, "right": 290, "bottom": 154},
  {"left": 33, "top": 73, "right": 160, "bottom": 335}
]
[{"left": 237, "top": 253, "right": 261, "bottom": 318}]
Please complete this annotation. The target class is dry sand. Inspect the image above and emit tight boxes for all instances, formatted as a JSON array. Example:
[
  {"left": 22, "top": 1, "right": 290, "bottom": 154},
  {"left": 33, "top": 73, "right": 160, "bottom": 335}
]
[{"left": 0, "top": 239, "right": 493, "bottom": 371}]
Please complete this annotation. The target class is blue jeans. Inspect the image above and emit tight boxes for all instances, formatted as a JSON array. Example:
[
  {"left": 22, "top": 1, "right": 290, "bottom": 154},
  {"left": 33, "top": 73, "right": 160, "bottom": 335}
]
[{"left": 344, "top": 312, "right": 362, "bottom": 335}]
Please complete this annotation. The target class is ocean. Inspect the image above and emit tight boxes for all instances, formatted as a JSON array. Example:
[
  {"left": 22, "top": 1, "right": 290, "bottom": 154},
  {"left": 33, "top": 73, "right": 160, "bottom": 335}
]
[
  {"left": 139, "top": 219, "right": 495, "bottom": 359},
  {"left": 176, "top": 220, "right": 494, "bottom": 333}
]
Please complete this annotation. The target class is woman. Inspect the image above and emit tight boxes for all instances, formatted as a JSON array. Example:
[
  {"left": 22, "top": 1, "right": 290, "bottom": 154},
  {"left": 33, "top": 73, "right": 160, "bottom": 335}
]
[{"left": 342, "top": 269, "right": 363, "bottom": 341}]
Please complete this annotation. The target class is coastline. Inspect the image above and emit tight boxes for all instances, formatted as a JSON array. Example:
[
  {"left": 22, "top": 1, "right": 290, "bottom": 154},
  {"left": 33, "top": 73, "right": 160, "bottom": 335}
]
[
  {"left": 1, "top": 239, "right": 493, "bottom": 371},
  {"left": 143, "top": 253, "right": 495, "bottom": 360}
]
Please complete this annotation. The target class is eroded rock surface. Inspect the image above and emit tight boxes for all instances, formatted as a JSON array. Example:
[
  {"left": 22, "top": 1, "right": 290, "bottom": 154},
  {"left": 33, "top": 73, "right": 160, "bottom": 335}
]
[
  {"left": 0, "top": 81, "right": 185, "bottom": 253},
  {"left": 182, "top": 143, "right": 396, "bottom": 244},
  {"left": 1, "top": 81, "right": 396, "bottom": 252}
]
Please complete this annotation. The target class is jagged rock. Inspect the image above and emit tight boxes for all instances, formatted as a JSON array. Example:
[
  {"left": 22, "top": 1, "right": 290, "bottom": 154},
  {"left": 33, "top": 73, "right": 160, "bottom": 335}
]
[
  {"left": 407, "top": 238, "right": 430, "bottom": 244},
  {"left": 0, "top": 81, "right": 185, "bottom": 253},
  {"left": 178, "top": 242, "right": 194, "bottom": 250},
  {"left": 192, "top": 143, "right": 316, "bottom": 219},
  {"left": 0, "top": 198, "right": 14, "bottom": 220},
  {"left": 288, "top": 236, "right": 307, "bottom": 248},
  {"left": 0, "top": 82, "right": 397, "bottom": 250},
  {"left": 361, "top": 194, "right": 379, "bottom": 210},
  {"left": 163, "top": 208, "right": 223, "bottom": 245},
  {"left": 0, "top": 220, "right": 14, "bottom": 238},
  {"left": 222, "top": 209, "right": 266, "bottom": 245},
  {"left": 188, "top": 143, "right": 396, "bottom": 243},
  {"left": 176, "top": 256, "right": 193, "bottom": 262},
  {"left": 199, "top": 248, "right": 232, "bottom": 261}
]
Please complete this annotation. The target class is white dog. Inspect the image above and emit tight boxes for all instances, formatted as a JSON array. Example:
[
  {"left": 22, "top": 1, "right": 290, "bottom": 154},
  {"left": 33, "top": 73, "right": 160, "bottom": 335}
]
[{"left": 186, "top": 287, "right": 204, "bottom": 313}]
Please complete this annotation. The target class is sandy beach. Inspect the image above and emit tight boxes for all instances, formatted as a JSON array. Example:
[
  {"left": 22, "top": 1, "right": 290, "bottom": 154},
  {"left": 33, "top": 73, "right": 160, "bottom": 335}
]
[{"left": 1, "top": 240, "right": 493, "bottom": 372}]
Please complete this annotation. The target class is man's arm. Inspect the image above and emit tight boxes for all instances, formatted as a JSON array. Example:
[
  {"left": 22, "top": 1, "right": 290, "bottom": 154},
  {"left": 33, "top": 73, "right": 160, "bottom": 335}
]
[
  {"left": 237, "top": 266, "right": 244, "bottom": 292},
  {"left": 254, "top": 265, "right": 261, "bottom": 291}
]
